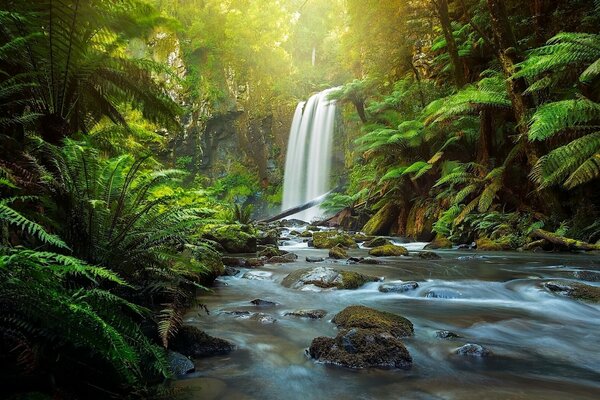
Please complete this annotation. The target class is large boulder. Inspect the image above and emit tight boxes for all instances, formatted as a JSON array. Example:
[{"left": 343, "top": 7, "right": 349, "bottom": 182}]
[
  {"left": 364, "top": 236, "right": 392, "bottom": 248},
  {"left": 307, "top": 305, "right": 413, "bottom": 369},
  {"left": 168, "top": 351, "right": 195, "bottom": 376},
  {"left": 170, "top": 326, "right": 234, "bottom": 358},
  {"left": 368, "top": 244, "right": 408, "bottom": 257},
  {"left": 202, "top": 224, "right": 257, "bottom": 253},
  {"left": 281, "top": 267, "right": 378, "bottom": 290},
  {"left": 312, "top": 231, "right": 357, "bottom": 249},
  {"left": 475, "top": 237, "right": 510, "bottom": 251}
]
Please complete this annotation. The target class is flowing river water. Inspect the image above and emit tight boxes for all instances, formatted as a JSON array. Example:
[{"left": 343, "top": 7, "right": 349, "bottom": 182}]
[{"left": 178, "top": 235, "right": 600, "bottom": 399}]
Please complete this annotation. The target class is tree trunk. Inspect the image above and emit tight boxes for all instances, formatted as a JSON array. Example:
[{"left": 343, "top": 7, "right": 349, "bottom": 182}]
[
  {"left": 353, "top": 100, "right": 368, "bottom": 124},
  {"left": 436, "top": 0, "right": 466, "bottom": 87},
  {"left": 477, "top": 109, "right": 492, "bottom": 169}
]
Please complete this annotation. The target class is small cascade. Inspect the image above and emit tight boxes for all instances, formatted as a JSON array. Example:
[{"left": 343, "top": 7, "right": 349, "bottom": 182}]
[{"left": 281, "top": 88, "right": 338, "bottom": 221}]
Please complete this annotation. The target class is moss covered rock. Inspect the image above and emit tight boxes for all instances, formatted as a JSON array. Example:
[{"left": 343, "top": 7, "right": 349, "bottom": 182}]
[
  {"left": 258, "top": 245, "right": 284, "bottom": 258},
  {"left": 329, "top": 245, "right": 348, "bottom": 259},
  {"left": 368, "top": 244, "right": 408, "bottom": 257},
  {"left": 332, "top": 305, "right": 414, "bottom": 337},
  {"left": 202, "top": 224, "right": 257, "bottom": 253},
  {"left": 424, "top": 236, "right": 452, "bottom": 250},
  {"left": 313, "top": 231, "right": 357, "bottom": 249},
  {"left": 364, "top": 236, "right": 392, "bottom": 248},
  {"left": 543, "top": 281, "right": 600, "bottom": 303},
  {"left": 362, "top": 203, "right": 398, "bottom": 236},
  {"left": 475, "top": 238, "right": 511, "bottom": 251},
  {"left": 308, "top": 328, "right": 412, "bottom": 369},
  {"left": 282, "top": 267, "right": 378, "bottom": 290}
]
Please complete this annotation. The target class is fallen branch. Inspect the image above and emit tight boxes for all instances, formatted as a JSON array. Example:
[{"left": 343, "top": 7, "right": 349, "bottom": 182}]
[
  {"left": 531, "top": 229, "right": 600, "bottom": 251},
  {"left": 259, "top": 187, "right": 342, "bottom": 223}
]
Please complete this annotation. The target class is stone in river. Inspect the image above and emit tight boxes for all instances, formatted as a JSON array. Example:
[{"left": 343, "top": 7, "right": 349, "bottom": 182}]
[
  {"left": 250, "top": 299, "right": 278, "bottom": 307},
  {"left": 436, "top": 330, "right": 461, "bottom": 339},
  {"left": 285, "top": 309, "right": 327, "bottom": 319},
  {"left": 379, "top": 281, "right": 419, "bottom": 293},
  {"left": 455, "top": 343, "right": 491, "bottom": 357},
  {"left": 306, "top": 256, "right": 325, "bottom": 263}
]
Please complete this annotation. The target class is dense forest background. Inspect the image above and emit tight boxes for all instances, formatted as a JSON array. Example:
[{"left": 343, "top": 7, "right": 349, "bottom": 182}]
[{"left": 0, "top": 0, "right": 599, "bottom": 398}]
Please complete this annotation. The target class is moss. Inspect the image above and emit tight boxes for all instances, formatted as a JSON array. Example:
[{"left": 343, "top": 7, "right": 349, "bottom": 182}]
[
  {"left": 313, "top": 231, "right": 357, "bottom": 249},
  {"left": 258, "top": 245, "right": 282, "bottom": 258},
  {"left": 368, "top": 244, "right": 408, "bottom": 257},
  {"left": 329, "top": 245, "right": 348, "bottom": 259},
  {"left": 544, "top": 281, "right": 600, "bottom": 303},
  {"left": 475, "top": 237, "right": 511, "bottom": 251},
  {"left": 338, "top": 270, "right": 377, "bottom": 289},
  {"left": 201, "top": 224, "right": 257, "bottom": 253},
  {"left": 332, "top": 305, "right": 414, "bottom": 338},
  {"left": 424, "top": 236, "right": 452, "bottom": 250},
  {"left": 190, "top": 242, "right": 225, "bottom": 285},
  {"left": 300, "top": 230, "right": 313, "bottom": 238},
  {"left": 364, "top": 236, "right": 392, "bottom": 248},
  {"left": 362, "top": 203, "right": 398, "bottom": 236}
]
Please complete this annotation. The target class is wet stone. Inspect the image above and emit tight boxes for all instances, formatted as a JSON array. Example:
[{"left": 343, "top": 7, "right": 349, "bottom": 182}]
[
  {"left": 455, "top": 343, "right": 491, "bottom": 357},
  {"left": 417, "top": 251, "right": 441, "bottom": 260},
  {"left": 250, "top": 299, "right": 278, "bottom": 307},
  {"left": 436, "top": 330, "right": 461, "bottom": 339},
  {"left": 284, "top": 309, "right": 327, "bottom": 319},
  {"left": 306, "top": 256, "right": 325, "bottom": 263},
  {"left": 379, "top": 281, "right": 419, "bottom": 293},
  {"left": 242, "top": 271, "right": 273, "bottom": 281},
  {"left": 223, "top": 266, "right": 240, "bottom": 276}
]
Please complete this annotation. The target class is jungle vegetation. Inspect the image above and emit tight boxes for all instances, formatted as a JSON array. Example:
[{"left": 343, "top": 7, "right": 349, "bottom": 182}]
[{"left": 0, "top": 0, "right": 599, "bottom": 398}]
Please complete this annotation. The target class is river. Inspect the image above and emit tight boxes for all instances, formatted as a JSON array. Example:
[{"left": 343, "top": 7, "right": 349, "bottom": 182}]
[{"left": 178, "top": 237, "right": 600, "bottom": 399}]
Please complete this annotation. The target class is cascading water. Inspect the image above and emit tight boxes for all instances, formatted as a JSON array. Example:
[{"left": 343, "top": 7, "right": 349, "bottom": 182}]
[{"left": 281, "top": 88, "right": 338, "bottom": 221}]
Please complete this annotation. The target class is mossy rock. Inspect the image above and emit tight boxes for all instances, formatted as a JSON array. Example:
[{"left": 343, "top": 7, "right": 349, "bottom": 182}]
[
  {"left": 424, "top": 236, "right": 452, "bottom": 250},
  {"left": 313, "top": 231, "right": 357, "bottom": 249},
  {"left": 170, "top": 325, "right": 234, "bottom": 358},
  {"left": 190, "top": 242, "right": 225, "bottom": 285},
  {"left": 332, "top": 305, "right": 414, "bottom": 338},
  {"left": 362, "top": 203, "right": 398, "bottom": 236},
  {"left": 281, "top": 267, "right": 377, "bottom": 290},
  {"left": 201, "top": 224, "right": 257, "bottom": 253},
  {"left": 300, "top": 230, "right": 313, "bottom": 238},
  {"left": 258, "top": 245, "right": 284, "bottom": 258},
  {"left": 308, "top": 328, "right": 412, "bottom": 369},
  {"left": 329, "top": 245, "right": 348, "bottom": 259},
  {"left": 475, "top": 237, "right": 512, "bottom": 251},
  {"left": 368, "top": 244, "right": 408, "bottom": 257},
  {"left": 544, "top": 281, "right": 600, "bottom": 303},
  {"left": 364, "top": 236, "right": 392, "bottom": 248}
]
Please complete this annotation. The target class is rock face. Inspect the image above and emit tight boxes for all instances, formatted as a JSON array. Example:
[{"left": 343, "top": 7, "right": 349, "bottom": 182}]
[
  {"left": 312, "top": 231, "right": 357, "bottom": 249},
  {"left": 168, "top": 351, "right": 195, "bottom": 376},
  {"left": 368, "top": 244, "right": 408, "bottom": 257},
  {"left": 281, "top": 267, "right": 378, "bottom": 290},
  {"left": 329, "top": 245, "right": 348, "bottom": 259},
  {"left": 170, "top": 326, "right": 234, "bottom": 358},
  {"left": 455, "top": 343, "right": 491, "bottom": 357},
  {"left": 364, "top": 237, "right": 392, "bottom": 248},
  {"left": 285, "top": 309, "right": 327, "bottom": 319},
  {"left": 543, "top": 280, "right": 600, "bottom": 303},
  {"left": 202, "top": 224, "right": 257, "bottom": 253},
  {"left": 379, "top": 281, "right": 419, "bottom": 293},
  {"left": 308, "top": 305, "right": 413, "bottom": 369},
  {"left": 424, "top": 236, "right": 452, "bottom": 250}
]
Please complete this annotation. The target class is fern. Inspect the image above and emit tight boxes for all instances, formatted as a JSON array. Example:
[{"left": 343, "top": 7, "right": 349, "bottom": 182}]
[{"left": 528, "top": 99, "right": 600, "bottom": 141}]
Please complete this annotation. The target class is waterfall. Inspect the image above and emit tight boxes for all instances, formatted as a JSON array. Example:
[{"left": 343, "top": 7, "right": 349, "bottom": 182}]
[{"left": 282, "top": 88, "right": 338, "bottom": 222}]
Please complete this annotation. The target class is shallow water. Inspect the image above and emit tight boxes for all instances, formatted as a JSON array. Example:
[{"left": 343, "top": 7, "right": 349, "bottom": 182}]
[{"left": 179, "top": 243, "right": 600, "bottom": 400}]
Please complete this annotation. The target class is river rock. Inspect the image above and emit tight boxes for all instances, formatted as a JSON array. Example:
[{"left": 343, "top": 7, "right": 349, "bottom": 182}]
[
  {"left": 257, "top": 229, "right": 279, "bottom": 246},
  {"left": 285, "top": 309, "right": 327, "bottom": 319},
  {"left": 543, "top": 280, "right": 600, "bottom": 303},
  {"left": 313, "top": 231, "right": 357, "bottom": 249},
  {"left": 250, "top": 299, "right": 278, "bottom": 307},
  {"left": 171, "top": 326, "right": 234, "bottom": 358},
  {"left": 572, "top": 270, "right": 600, "bottom": 282},
  {"left": 379, "top": 281, "right": 419, "bottom": 293},
  {"left": 425, "top": 288, "right": 462, "bottom": 299},
  {"left": 306, "top": 256, "right": 325, "bottom": 263},
  {"left": 267, "top": 252, "right": 298, "bottom": 264},
  {"left": 368, "top": 244, "right": 408, "bottom": 257},
  {"left": 189, "top": 242, "right": 225, "bottom": 286},
  {"left": 424, "top": 236, "right": 452, "bottom": 250},
  {"left": 455, "top": 343, "right": 491, "bottom": 357},
  {"left": 359, "top": 257, "right": 381, "bottom": 265},
  {"left": 364, "top": 237, "right": 392, "bottom": 248},
  {"left": 168, "top": 351, "right": 195, "bottom": 376},
  {"left": 436, "top": 330, "right": 461, "bottom": 339},
  {"left": 222, "top": 311, "right": 277, "bottom": 324},
  {"left": 202, "top": 224, "right": 257, "bottom": 253},
  {"left": 245, "top": 257, "right": 265, "bottom": 268},
  {"left": 281, "top": 267, "right": 378, "bottom": 290},
  {"left": 329, "top": 245, "right": 348, "bottom": 259},
  {"left": 307, "top": 306, "right": 414, "bottom": 369},
  {"left": 417, "top": 251, "right": 441, "bottom": 260},
  {"left": 258, "top": 245, "right": 284, "bottom": 258},
  {"left": 475, "top": 237, "right": 512, "bottom": 251},
  {"left": 223, "top": 266, "right": 240, "bottom": 276},
  {"left": 221, "top": 256, "right": 247, "bottom": 267}
]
